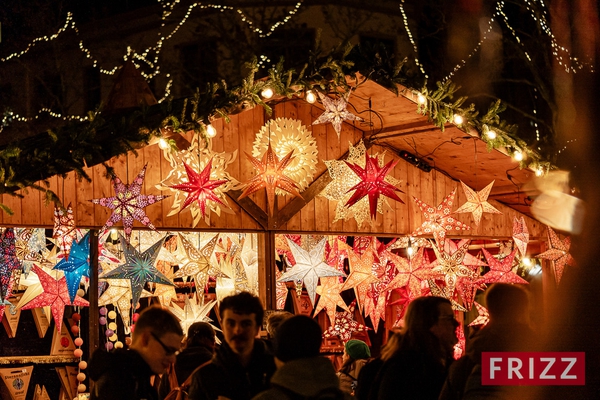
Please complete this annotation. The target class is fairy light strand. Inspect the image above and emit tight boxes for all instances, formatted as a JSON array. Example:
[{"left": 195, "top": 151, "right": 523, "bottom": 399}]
[{"left": 399, "top": 0, "right": 427, "bottom": 78}]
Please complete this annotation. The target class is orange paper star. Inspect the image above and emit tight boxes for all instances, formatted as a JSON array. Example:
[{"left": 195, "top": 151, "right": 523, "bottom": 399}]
[
  {"left": 341, "top": 249, "right": 379, "bottom": 312},
  {"left": 385, "top": 248, "right": 432, "bottom": 297},
  {"left": 430, "top": 240, "right": 476, "bottom": 295},
  {"left": 455, "top": 181, "right": 502, "bottom": 226},
  {"left": 314, "top": 276, "right": 349, "bottom": 324},
  {"left": 536, "top": 227, "right": 575, "bottom": 284},
  {"left": 512, "top": 216, "right": 530, "bottom": 257}
]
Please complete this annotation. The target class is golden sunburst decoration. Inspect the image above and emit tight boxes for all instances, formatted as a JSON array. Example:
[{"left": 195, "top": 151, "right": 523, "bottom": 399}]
[{"left": 253, "top": 118, "right": 318, "bottom": 195}]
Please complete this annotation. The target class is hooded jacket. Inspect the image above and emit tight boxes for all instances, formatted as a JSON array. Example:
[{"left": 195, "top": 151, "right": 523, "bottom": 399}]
[{"left": 88, "top": 348, "right": 158, "bottom": 400}]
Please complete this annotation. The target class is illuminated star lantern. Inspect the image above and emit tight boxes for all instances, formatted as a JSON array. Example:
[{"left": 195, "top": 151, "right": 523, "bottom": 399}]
[
  {"left": 455, "top": 181, "right": 502, "bottom": 226},
  {"left": 238, "top": 143, "right": 303, "bottom": 216},
  {"left": 411, "top": 189, "right": 471, "bottom": 246},
  {"left": 512, "top": 216, "right": 530, "bottom": 258},
  {"left": 481, "top": 248, "right": 528, "bottom": 285},
  {"left": 313, "top": 91, "right": 362, "bottom": 139},
  {"left": 21, "top": 265, "right": 89, "bottom": 331},
  {"left": 169, "top": 294, "right": 220, "bottom": 339},
  {"left": 90, "top": 164, "right": 168, "bottom": 240},
  {"left": 99, "top": 234, "right": 173, "bottom": 310},
  {"left": 275, "top": 269, "right": 288, "bottom": 310},
  {"left": 427, "top": 279, "right": 468, "bottom": 312},
  {"left": 278, "top": 238, "right": 346, "bottom": 306},
  {"left": 322, "top": 301, "right": 370, "bottom": 343},
  {"left": 431, "top": 240, "right": 476, "bottom": 295},
  {"left": 385, "top": 248, "right": 432, "bottom": 297},
  {"left": 53, "top": 205, "right": 76, "bottom": 260},
  {"left": 53, "top": 232, "right": 91, "bottom": 302},
  {"left": 0, "top": 279, "right": 14, "bottom": 322},
  {"left": 469, "top": 302, "right": 490, "bottom": 327},
  {"left": 16, "top": 228, "right": 45, "bottom": 276},
  {"left": 536, "top": 227, "right": 575, "bottom": 284},
  {"left": 341, "top": 249, "right": 379, "bottom": 312},
  {"left": 344, "top": 154, "right": 404, "bottom": 219},
  {"left": 174, "top": 233, "right": 227, "bottom": 292},
  {"left": 169, "top": 159, "right": 228, "bottom": 221},
  {"left": 0, "top": 228, "right": 21, "bottom": 302},
  {"left": 314, "top": 276, "right": 349, "bottom": 325}
]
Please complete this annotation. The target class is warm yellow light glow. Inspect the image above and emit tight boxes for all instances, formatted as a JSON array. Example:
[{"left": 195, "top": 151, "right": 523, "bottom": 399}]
[
  {"left": 407, "top": 246, "right": 415, "bottom": 257},
  {"left": 486, "top": 130, "right": 497, "bottom": 139},
  {"left": 417, "top": 93, "right": 427, "bottom": 104},
  {"left": 535, "top": 167, "right": 544, "bottom": 177},
  {"left": 206, "top": 124, "right": 217, "bottom": 138},
  {"left": 158, "top": 138, "right": 169, "bottom": 149},
  {"left": 522, "top": 257, "right": 532, "bottom": 267},
  {"left": 261, "top": 87, "right": 274, "bottom": 99},
  {"left": 305, "top": 90, "right": 317, "bottom": 104},
  {"left": 513, "top": 151, "right": 524, "bottom": 161},
  {"left": 453, "top": 114, "right": 464, "bottom": 125}
]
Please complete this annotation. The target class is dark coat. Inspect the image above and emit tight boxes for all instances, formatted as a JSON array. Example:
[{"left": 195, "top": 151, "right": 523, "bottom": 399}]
[
  {"left": 158, "top": 344, "right": 214, "bottom": 399},
  {"left": 188, "top": 339, "right": 276, "bottom": 400},
  {"left": 355, "top": 357, "right": 384, "bottom": 400},
  {"left": 88, "top": 348, "right": 158, "bottom": 400}
]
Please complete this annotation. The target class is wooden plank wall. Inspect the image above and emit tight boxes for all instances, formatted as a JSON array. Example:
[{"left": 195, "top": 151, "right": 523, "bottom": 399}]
[{"left": 0, "top": 100, "right": 544, "bottom": 239}]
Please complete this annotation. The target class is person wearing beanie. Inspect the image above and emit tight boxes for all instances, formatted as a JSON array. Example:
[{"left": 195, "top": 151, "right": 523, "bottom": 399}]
[
  {"left": 337, "top": 339, "right": 371, "bottom": 395},
  {"left": 252, "top": 315, "right": 352, "bottom": 400}
]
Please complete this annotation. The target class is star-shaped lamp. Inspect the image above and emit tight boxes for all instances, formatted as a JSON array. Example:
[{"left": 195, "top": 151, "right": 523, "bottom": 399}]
[
  {"left": 313, "top": 91, "right": 362, "bottom": 139},
  {"left": 169, "top": 159, "right": 228, "bottom": 220},
  {"left": 341, "top": 249, "right": 379, "bottom": 312},
  {"left": 481, "top": 248, "right": 528, "bottom": 285},
  {"left": 345, "top": 153, "right": 404, "bottom": 219},
  {"left": 238, "top": 144, "right": 303, "bottom": 216},
  {"left": 469, "top": 301, "right": 490, "bottom": 327},
  {"left": 411, "top": 189, "right": 470, "bottom": 246},
  {"left": 53, "top": 204, "right": 77, "bottom": 260},
  {"left": 0, "top": 228, "right": 21, "bottom": 302},
  {"left": 431, "top": 240, "right": 475, "bottom": 295},
  {"left": 512, "top": 216, "right": 530, "bottom": 258},
  {"left": 173, "top": 233, "right": 227, "bottom": 291},
  {"left": 314, "top": 276, "right": 349, "bottom": 325},
  {"left": 536, "top": 227, "right": 575, "bottom": 284},
  {"left": 454, "top": 181, "right": 502, "bottom": 226},
  {"left": 322, "top": 301, "right": 370, "bottom": 343},
  {"left": 53, "top": 231, "right": 91, "bottom": 302},
  {"left": 90, "top": 164, "right": 168, "bottom": 240},
  {"left": 278, "top": 238, "right": 346, "bottom": 306}
]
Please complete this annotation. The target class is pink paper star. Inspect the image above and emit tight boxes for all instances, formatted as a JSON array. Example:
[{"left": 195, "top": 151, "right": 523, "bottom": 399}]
[
  {"left": 454, "top": 181, "right": 502, "bottom": 226},
  {"left": 322, "top": 301, "right": 370, "bottom": 342},
  {"left": 53, "top": 204, "right": 76, "bottom": 260},
  {"left": 313, "top": 91, "right": 362, "bottom": 139},
  {"left": 469, "top": 301, "right": 490, "bottom": 327},
  {"left": 512, "top": 216, "right": 530, "bottom": 258},
  {"left": 482, "top": 248, "right": 528, "bottom": 285},
  {"left": 91, "top": 164, "right": 168, "bottom": 240},
  {"left": 169, "top": 159, "right": 228, "bottom": 220},
  {"left": 0, "top": 228, "right": 21, "bottom": 302},
  {"left": 536, "top": 227, "right": 575, "bottom": 284},
  {"left": 385, "top": 248, "right": 432, "bottom": 298}
]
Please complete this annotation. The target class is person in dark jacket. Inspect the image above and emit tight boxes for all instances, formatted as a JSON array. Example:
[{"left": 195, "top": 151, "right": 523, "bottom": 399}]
[
  {"left": 88, "top": 305, "right": 184, "bottom": 400},
  {"left": 337, "top": 339, "right": 371, "bottom": 395},
  {"left": 188, "top": 292, "right": 276, "bottom": 400},
  {"left": 158, "top": 321, "right": 216, "bottom": 399},
  {"left": 252, "top": 314, "right": 351, "bottom": 400}
]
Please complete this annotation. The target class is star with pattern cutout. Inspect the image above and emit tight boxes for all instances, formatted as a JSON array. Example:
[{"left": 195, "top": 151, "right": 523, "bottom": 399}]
[
  {"left": 344, "top": 154, "right": 404, "bottom": 219},
  {"left": 314, "top": 276, "right": 349, "bottom": 325},
  {"left": 313, "top": 91, "right": 362, "bottom": 139},
  {"left": 482, "top": 248, "right": 528, "bottom": 285},
  {"left": 53, "top": 232, "right": 91, "bottom": 302},
  {"left": 0, "top": 228, "right": 21, "bottom": 302},
  {"left": 536, "top": 227, "right": 574, "bottom": 284},
  {"left": 430, "top": 240, "right": 476, "bottom": 295},
  {"left": 454, "top": 181, "right": 502, "bottom": 226},
  {"left": 0, "top": 279, "right": 14, "bottom": 322},
  {"left": 169, "top": 294, "right": 220, "bottom": 340},
  {"left": 469, "top": 302, "right": 490, "bottom": 327},
  {"left": 278, "top": 238, "right": 346, "bottom": 306},
  {"left": 411, "top": 189, "right": 470, "bottom": 246},
  {"left": 53, "top": 204, "right": 77, "bottom": 260},
  {"left": 341, "top": 249, "right": 379, "bottom": 312},
  {"left": 322, "top": 301, "right": 370, "bottom": 342},
  {"left": 427, "top": 279, "right": 468, "bottom": 312},
  {"left": 169, "top": 159, "right": 228, "bottom": 220},
  {"left": 385, "top": 248, "right": 432, "bottom": 297},
  {"left": 238, "top": 144, "right": 302, "bottom": 216},
  {"left": 174, "top": 233, "right": 227, "bottom": 292},
  {"left": 512, "top": 216, "right": 530, "bottom": 258},
  {"left": 91, "top": 164, "right": 168, "bottom": 240}
]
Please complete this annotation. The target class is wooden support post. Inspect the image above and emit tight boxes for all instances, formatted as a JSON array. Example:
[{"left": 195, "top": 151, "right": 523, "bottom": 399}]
[{"left": 258, "top": 231, "right": 277, "bottom": 310}]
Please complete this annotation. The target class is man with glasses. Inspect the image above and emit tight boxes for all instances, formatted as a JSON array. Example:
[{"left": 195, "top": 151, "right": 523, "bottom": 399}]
[
  {"left": 188, "top": 291, "right": 276, "bottom": 400},
  {"left": 89, "top": 305, "right": 184, "bottom": 400}
]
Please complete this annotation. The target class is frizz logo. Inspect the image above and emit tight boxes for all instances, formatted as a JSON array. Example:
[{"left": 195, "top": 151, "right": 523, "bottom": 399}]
[{"left": 481, "top": 352, "right": 585, "bottom": 385}]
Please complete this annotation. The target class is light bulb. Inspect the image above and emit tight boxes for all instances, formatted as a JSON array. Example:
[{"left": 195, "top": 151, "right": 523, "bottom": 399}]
[
  {"left": 522, "top": 257, "right": 532, "bottom": 267},
  {"left": 407, "top": 246, "right": 415, "bottom": 257},
  {"left": 513, "top": 151, "right": 524, "bottom": 162},
  {"left": 486, "top": 130, "right": 497, "bottom": 139},
  {"left": 206, "top": 124, "right": 217, "bottom": 138},
  {"left": 158, "top": 138, "right": 169, "bottom": 149},
  {"left": 305, "top": 90, "right": 317, "bottom": 104},
  {"left": 453, "top": 114, "right": 464, "bottom": 125},
  {"left": 261, "top": 87, "right": 274, "bottom": 99},
  {"left": 417, "top": 93, "right": 427, "bottom": 104},
  {"left": 535, "top": 167, "right": 544, "bottom": 177}
]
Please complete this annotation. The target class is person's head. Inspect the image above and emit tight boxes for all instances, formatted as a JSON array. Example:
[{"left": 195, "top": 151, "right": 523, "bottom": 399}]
[
  {"left": 130, "top": 306, "right": 184, "bottom": 375},
  {"left": 343, "top": 339, "right": 371, "bottom": 362},
  {"left": 219, "top": 292, "right": 264, "bottom": 358},
  {"left": 274, "top": 315, "right": 322, "bottom": 366},
  {"left": 266, "top": 311, "right": 293, "bottom": 339},
  {"left": 485, "top": 283, "right": 530, "bottom": 324},
  {"left": 185, "top": 321, "right": 216, "bottom": 350}
]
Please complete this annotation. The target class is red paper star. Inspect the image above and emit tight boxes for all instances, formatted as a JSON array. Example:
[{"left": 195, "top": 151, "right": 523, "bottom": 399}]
[
  {"left": 481, "top": 248, "right": 528, "bottom": 285},
  {"left": 21, "top": 265, "right": 89, "bottom": 331},
  {"left": 238, "top": 144, "right": 302, "bottom": 216},
  {"left": 536, "top": 227, "right": 575, "bottom": 284},
  {"left": 91, "top": 164, "right": 168, "bottom": 240},
  {"left": 344, "top": 154, "right": 404, "bottom": 219},
  {"left": 512, "top": 216, "right": 530, "bottom": 258},
  {"left": 53, "top": 204, "right": 76, "bottom": 260},
  {"left": 385, "top": 248, "right": 432, "bottom": 297},
  {"left": 0, "top": 228, "right": 20, "bottom": 302},
  {"left": 469, "top": 301, "right": 490, "bottom": 327},
  {"left": 169, "top": 159, "right": 228, "bottom": 220},
  {"left": 411, "top": 189, "right": 470, "bottom": 246},
  {"left": 322, "top": 301, "right": 370, "bottom": 342}
]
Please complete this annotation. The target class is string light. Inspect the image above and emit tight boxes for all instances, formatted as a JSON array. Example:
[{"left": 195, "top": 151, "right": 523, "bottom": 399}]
[
  {"left": 486, "top": 129, "right": 497, "bottom": 140},
  {"left": 453, "top": 114, "right": 464, "bottom": 125},
  {"left": 236, "top": 1, "right": 304, "bottom": 38},
  {"left": 205, "top": 124, "right": 217, "bottom": 138},
  {"left": 305, "top": 90, "right": 317, "bottom": 104},
  {"left": 535, "top": 167, "right": 544, "bottom": 177},
  {"left": 417, "top": 93, "right": 427, "bottom": 105},
  {"left": 513, "top": 150, "right": 524, "bottom": 162},
  {"left": 158, "top": 138, "right": 169, "bottom": 149},
  {"left": 261, "top": 87, "right": 274, "bottom": 99},
  {"left": 399, "top": 0, "right": 428, "bottom": 78}
]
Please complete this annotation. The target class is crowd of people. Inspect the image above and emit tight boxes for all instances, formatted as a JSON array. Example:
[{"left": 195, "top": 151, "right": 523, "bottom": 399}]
[{"left": 88, "top": 283, "right": 533, "bottom": 400}]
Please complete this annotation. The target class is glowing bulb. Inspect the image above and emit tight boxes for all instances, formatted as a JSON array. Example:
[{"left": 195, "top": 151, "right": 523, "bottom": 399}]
[
  {"left": 305, "top": 90, "right": 317, "bottom": 104},
  {"left": 535, "top": 167, "right": 544, "bottom": 177},
  {"left": 453, "top": 114, "right": 464, "bottom": 125},
  {"left": 522, "top": 257, "right": 532, "bottom": 267},
  {"left": 206, "top": 124, "right": 217, "bottom": 138},
  {"left": 261, "top": 87, "right": 274, "bottom": 99},
  {"left": 158, "top": 138, "right": 169, "bottom": 149},
  {"left": 417, "top": 93, "right": 427, "bottom": 104},
  {"left": 407, "top": 246, "right": 415, "bottom": 257},
  {"left": 513, "top": 151, "right": 524, "bottom": 162},
  {"left": 486, "top": 130, "right": 497, "bottom": 140}
]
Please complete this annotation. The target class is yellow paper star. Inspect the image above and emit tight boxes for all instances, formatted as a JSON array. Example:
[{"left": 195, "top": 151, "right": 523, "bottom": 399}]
[
  {"left": 314, "top": 276, "right": 349, "bottom": 324},
  {"left": 174, "top": 233, "right": 228, "bottom": 291},
  {"left": 455, "top": 181, "right": 502, "bottom": 226},
  {"left": 430, "top": 240, "right": 476, "bottom": 295},
  {"left": 341, "top": 249, "right": 379, "bottom": 312}
]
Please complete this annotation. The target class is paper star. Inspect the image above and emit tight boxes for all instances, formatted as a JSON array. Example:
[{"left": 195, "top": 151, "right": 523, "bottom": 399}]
[
  {"left": 0, "top": 228, "right": 21, "bottom": 301},
  {"left": 430, "top": 240, "right": 476, "bottom": 295},
  {"left": 454, "top": 181, "right": 502, "bottom": 226},
  {"left": 481, "top": 248, "right": 528, "bottom": 285},
  {"left": 99, "top": 234, "right": 173, "bottom": 310},
  {"left": 174, "top": 233, "right": 227, "bottom": 291},
  {"left": 169, "top": 294, "right": 220, "bottom": 339},
  {"left": 536, "top": 227, "right": 575, "bottom": 284},
  {"left": 313, "top": 91, "right": 362, "bottom": 139},
  {"left": 151, "top": 268, "right": 177, "bottom": 307},
  {"left": 385, "top": 248, "right": 432, "bottom": 297},
  {"left": 53, "top": 205, "right": 77, "bottom": 260},
  {"left": 427, "top": 279, "right": 468, "bottom": 312},
  {"left": 169, "top": 159, "right": 228, "bottom": 220},
  {"left": 344, "top": 153, "right": 404, "bottom": 219},
  {"left": 20, "top": 265, "right": 89, "bottom": 331},
  {"left": 322, "top": 301, "right": 370, "bottom": 343},
  {"left": 0, "top": 280, "right": 14, "bottom": 321},
  {"left": 365, "top": 261, "right": 395, "bottom": 333},
  {"left": 341, "top": 249, "right": 379, "bottom": 312},
  {"left": 275, "top": 269, "right": 288, "bottom": 310},
  {"left": 325, "top": 237, "right": 350, "bottom": 273},
  {"left": 469, "top": 302, "right": 490, "bottom": 327},
  {"left": 238, "top": 143, "right": 302, "bottom": 216},
  {"left": 314, "top": 277, "right": 349, "bottom": 324},
  {"left": 512, "top": 216, "right": 530, "bottom": 257},
  {"left": 53, "top": 232, "right": 91, "bottom": 302},
  {"left": 411, "top": 189, "right": 471, "bottom": 246},
  {"left": 278, "top": 238, "right": 346, "bottom": 306},
  {"left": 16, "top": 228, "right": 45, "bottom": 276},
  {"left": 90, "top": 164, "right": 168, "bottom": 240}
]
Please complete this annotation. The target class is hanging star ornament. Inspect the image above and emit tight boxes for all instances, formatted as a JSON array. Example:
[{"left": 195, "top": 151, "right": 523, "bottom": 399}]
[
  {"left": 469, "top": 301, "right": 490, "bottom": 327},
  {"left": 536, "top": 227, "right": 575, "bottom": 284},
  {"left": 0, "top": 228, "right": 21, "bottom": 302},
  {"left": 20, "top": 265, "right": 89, "bottom": 331},
  {"left": 314, "top": 276, "right": 349, "bottom": 325},
  {"left": 430, "top": 240, "right": 476, "bottom": 295},
  {"left": 238, "top": 143, "right": 303, "bottom": 216},
  {"left": 169, "top": 159, "right": 228, "bottom": 221},
  {"left": 322, "top": 301, "right": 370, "bottom": 343},
  {"left": 53, "top": 232, "right": 91, "bottom": 302},
  {"left": 341, "top": 248, "right": 379, "bottom": 312},
  {"left": 169, "top": 294, "right": 219, "bottom": 338},
  {"left": 278, "top": 238, "right": 346, "bottom": 306},
  {"left": 344, "top": 153, "right": 404, "bottom": 219},
  {"left": 313, "top": 91, "right": 362, "bottom": 139},
  {"left": 100, "top": 234, "right": 173, "bottom": 310},
  {"left": 53, "top": 204, "right": 77, "bottom": 260},
  {"left": 173, "top": 233, "right": 227, "bottom": 291},
  {"left": 454, "top": 181, "right": 502, "bottom": 226},
  {"left": 481, "top": 248, "right": 528, "bottom": 285},
  {"left": 411, "top": 189, "right": 471, "bottom": 246},
  {"left": 512, "top": 216, "right": 530, "bottom": 258},
  {"left": 90, "top": 164, "right": 168, "bottom": 240},
  {"left": 385, "top": 248, "right": 432, "bottom": 298}
]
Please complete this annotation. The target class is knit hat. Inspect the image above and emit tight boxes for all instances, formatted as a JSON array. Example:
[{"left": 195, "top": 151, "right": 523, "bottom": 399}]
[
  {"left": 345, "top": 339, "right": 371, "bottom": 360},
  {"left": 275, "top": 315, "right": 322, "bottom": 362}
]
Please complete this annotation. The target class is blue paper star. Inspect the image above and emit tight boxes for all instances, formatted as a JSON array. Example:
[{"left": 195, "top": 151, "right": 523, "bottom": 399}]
[
  {"left": 99, "top": 234, "right": 173, "bottom": 310},
  {"left": 53, "top": 231, "right": 91, "bottom": 302}
]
